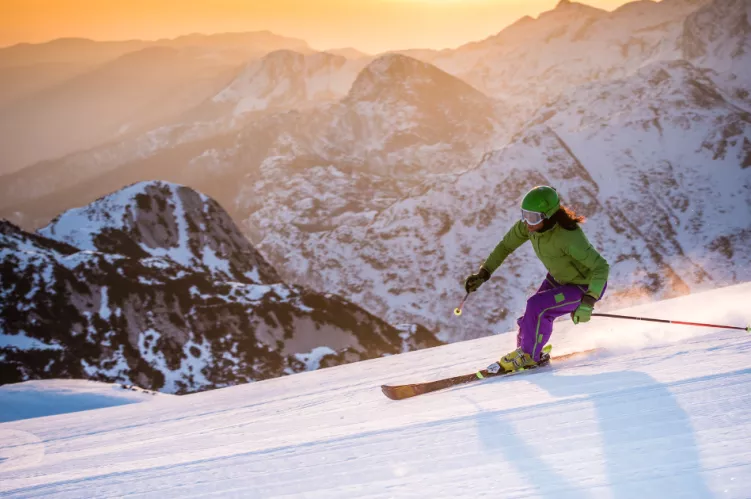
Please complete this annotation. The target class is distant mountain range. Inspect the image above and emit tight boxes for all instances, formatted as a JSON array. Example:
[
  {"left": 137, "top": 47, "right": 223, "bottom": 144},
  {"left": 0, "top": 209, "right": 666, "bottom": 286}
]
[{"left": 0, "top": 32, "right": 315, "bottom": 174}]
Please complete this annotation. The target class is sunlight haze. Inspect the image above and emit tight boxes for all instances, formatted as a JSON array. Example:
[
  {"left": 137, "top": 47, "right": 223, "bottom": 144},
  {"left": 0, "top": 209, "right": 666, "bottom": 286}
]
[{"left": 4, "top": 0, "right": 635, "bottom": 53}]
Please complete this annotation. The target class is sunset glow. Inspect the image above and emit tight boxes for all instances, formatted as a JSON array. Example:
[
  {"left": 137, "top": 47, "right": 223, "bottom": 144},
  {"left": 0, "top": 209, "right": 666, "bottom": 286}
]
[{"left": 4, "top": 0, "right": 634, "bottom": 53}]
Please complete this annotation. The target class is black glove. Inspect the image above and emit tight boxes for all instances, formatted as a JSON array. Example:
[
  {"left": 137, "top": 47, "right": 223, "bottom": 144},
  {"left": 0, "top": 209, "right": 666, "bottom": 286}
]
[{"left": 465, "top": 267, "right": 491, "bottom": 293}]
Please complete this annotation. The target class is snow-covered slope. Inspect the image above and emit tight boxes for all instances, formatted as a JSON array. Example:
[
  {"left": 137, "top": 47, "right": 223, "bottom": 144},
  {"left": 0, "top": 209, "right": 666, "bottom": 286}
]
[
  {"left": 1, "top": 181, "right": 442, "bottom": 393},
  {"left": 1, "top": 283, "right": 749, "bottom": 496},
  {"left": 0, "top": 379, "right": 166, "bottom": 423}
]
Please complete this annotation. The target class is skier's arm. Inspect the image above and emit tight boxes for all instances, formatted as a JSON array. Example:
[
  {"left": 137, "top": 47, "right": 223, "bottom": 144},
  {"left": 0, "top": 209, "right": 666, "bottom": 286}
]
[
  {"left": 565, "top": 232, "right": 610, "bottom": 299},
  {"left": 482, "top": 220, "right": 530, "bottom": 274}
]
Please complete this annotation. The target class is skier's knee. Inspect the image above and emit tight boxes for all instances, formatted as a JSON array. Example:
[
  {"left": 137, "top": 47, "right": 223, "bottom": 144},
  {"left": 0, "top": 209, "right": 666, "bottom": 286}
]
[{"left": 525, "top": 293, "right": 546, "bottom": 313}]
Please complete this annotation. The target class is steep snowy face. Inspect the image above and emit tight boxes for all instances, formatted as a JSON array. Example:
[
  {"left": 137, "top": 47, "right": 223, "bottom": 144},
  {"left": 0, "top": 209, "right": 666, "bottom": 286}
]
[
  {"left": 529, "top": 61, "right": 751, "bottom": 282},
  {"left": 212, "top": 50, "right": 367, "bottom": 115},
  {"left": 679, "top": 0, "right": 751, "bottom": 88},
  {"left": 38, "top": 181, "right": 279, "bottom": 284},
  {"left": 241, "top": 61, "right": 751, "bottom": 342},
  {"left": 1, "top": 184, "right": 442, "bottom": 394}
]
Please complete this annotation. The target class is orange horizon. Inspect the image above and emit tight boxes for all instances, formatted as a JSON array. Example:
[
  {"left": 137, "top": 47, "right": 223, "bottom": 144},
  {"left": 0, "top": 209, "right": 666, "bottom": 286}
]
[{"left": 2, "top": 0, "right": 634, "bottom": 53}]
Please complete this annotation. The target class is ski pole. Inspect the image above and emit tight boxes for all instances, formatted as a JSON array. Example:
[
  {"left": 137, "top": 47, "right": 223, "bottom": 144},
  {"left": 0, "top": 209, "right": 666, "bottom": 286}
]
[
  {"left": 592, "top": 313, "right": 750, "bottom": 333},
  {"left": 454, "top": 292, "right": 470, "bottom": 316}
]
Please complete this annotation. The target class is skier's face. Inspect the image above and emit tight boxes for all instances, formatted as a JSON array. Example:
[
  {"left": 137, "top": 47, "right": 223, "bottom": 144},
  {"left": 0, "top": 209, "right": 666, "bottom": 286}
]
[{"left": 526, "top": 220, "right": 545, "bottom": 232}]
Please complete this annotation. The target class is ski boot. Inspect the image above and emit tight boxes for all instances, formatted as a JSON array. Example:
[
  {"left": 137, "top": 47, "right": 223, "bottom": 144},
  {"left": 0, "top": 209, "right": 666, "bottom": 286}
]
[{"left": 486, "top": 345, "right": 552, "bottom": 374}]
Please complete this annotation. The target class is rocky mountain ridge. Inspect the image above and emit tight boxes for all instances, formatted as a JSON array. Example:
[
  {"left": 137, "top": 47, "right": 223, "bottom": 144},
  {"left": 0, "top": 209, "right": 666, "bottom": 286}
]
[{"left": 0, "top": 181, "right": 442, "bottom": 393}]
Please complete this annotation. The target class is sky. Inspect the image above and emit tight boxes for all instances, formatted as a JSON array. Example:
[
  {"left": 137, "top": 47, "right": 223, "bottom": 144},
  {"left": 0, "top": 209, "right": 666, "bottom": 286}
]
[{"left": 3, "top": 0, "right": 633, "bottom": 53}]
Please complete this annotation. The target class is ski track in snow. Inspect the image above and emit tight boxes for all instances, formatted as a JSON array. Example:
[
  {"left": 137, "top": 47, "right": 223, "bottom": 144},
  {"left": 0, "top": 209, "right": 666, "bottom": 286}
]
[{"left": 1, "top": 283, "right": 750, "bottom": 497}]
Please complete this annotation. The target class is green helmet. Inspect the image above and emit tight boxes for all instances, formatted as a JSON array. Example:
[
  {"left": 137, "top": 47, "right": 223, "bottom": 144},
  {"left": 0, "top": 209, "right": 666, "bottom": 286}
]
[{"left": 521, "top": 186, "right": 560, "bottom": 219}]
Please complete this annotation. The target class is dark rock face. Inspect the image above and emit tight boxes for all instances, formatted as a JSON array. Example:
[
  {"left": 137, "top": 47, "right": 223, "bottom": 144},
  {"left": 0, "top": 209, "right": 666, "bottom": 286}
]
[
  {"left": 39, "top": 181, "right": 279, "bottom": 284},
  {"left": 0, "top": 181, "right": 442, "bottom": 393}
]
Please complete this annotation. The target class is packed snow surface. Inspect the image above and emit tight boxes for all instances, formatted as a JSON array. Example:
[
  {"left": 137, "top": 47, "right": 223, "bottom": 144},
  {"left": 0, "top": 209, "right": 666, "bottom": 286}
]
[
  {"left": 1, "top": 283, "right": 750, "bottom": 497},
  {"left": 0, "top": 380, "right": 166, "bottom": 424}
]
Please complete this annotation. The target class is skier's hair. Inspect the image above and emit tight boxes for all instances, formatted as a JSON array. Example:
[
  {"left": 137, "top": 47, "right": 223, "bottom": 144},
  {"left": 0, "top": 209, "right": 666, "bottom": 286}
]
[{"left": 551, "top": 204, "right": 585, "bottom": 230}]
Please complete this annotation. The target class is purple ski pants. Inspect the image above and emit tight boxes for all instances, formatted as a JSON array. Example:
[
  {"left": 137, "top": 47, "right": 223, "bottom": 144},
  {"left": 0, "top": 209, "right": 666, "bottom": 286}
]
[{"left": 516, "top": 274, "right": 607, "bottom": 361}]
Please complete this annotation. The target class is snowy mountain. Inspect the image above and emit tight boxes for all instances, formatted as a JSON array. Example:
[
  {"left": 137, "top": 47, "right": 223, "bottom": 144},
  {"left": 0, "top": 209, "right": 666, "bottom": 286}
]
[
  {"left": 212, "top": 50, "right": 368, "bottom": 115},
  {"left": 1, "top": 56, "right": 748, "bottom": 344},
  {"left": 241, "top": 59, "right": 751, "bottom": 341},
  {"left": 1, "top": 283, "right": 750, "bottom": 496},
  {"left": 0, "top": 53, "right": 509, "bottom": 229},
  {"left": 318, "top": 53, "right": 507, "bottom": 174},
  {"left": 6, "top": 0, "right": 747, "bottom": 224},
  {"left": 38, "top": 181, "right": 279, "bottom": 283},
  {"left": 426, "top": 0, "right": 743, "bottom": 117},
  {"left": 0, "top": 181, "right": 442, "bottom": 393},
  {"left": 209, "top": 53, "right": 506, "bottom": 177}
]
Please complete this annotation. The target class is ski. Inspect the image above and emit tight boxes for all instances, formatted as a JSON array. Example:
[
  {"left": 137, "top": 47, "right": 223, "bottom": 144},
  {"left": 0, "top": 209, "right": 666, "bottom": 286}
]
[{"left": 381, "top": 347, "right": 599, "bottom": 400}]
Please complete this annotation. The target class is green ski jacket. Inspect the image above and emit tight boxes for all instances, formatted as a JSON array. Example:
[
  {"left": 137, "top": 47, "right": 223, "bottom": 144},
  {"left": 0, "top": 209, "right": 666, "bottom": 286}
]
[{"left": 482, "top": 220, "right": 610, "bottom": 299}]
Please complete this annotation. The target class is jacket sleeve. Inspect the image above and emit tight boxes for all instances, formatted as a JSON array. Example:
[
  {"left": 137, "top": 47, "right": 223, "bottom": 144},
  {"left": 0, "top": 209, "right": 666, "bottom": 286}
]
[
  {"left": 564, "top": 230, "right": 610, "bottom": 299},
  {"left": 482, "top": 220, "right": 530, "bottom": 275}
]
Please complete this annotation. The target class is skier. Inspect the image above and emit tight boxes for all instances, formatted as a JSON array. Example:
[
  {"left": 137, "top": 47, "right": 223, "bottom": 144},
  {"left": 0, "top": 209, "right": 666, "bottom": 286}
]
[{"left": 464, "top": 186, "right": 609, "bottom": 372}]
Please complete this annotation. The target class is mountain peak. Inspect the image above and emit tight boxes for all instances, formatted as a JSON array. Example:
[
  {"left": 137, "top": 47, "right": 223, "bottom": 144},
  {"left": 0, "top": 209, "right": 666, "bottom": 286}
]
[
  {"left": 545, "top": 0, "right": 606, "bottom": 16},
  {"left": 39, "top": 180, "right": 280, "bottom": 284},
  {"left": 553, "top": 0, "right": 600, "bottom": 10},
  {"left": 513, "top": 15, "right": 535, "bottom": 26},
  {"left": 362, "top": 53, "right": 426, "bottom": 75},
  {"left": 212, "top": 49, "right": 356, "bottom": 112},
  {"left": 347, "top": 53, "right": 480, "bottom": 103}
]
